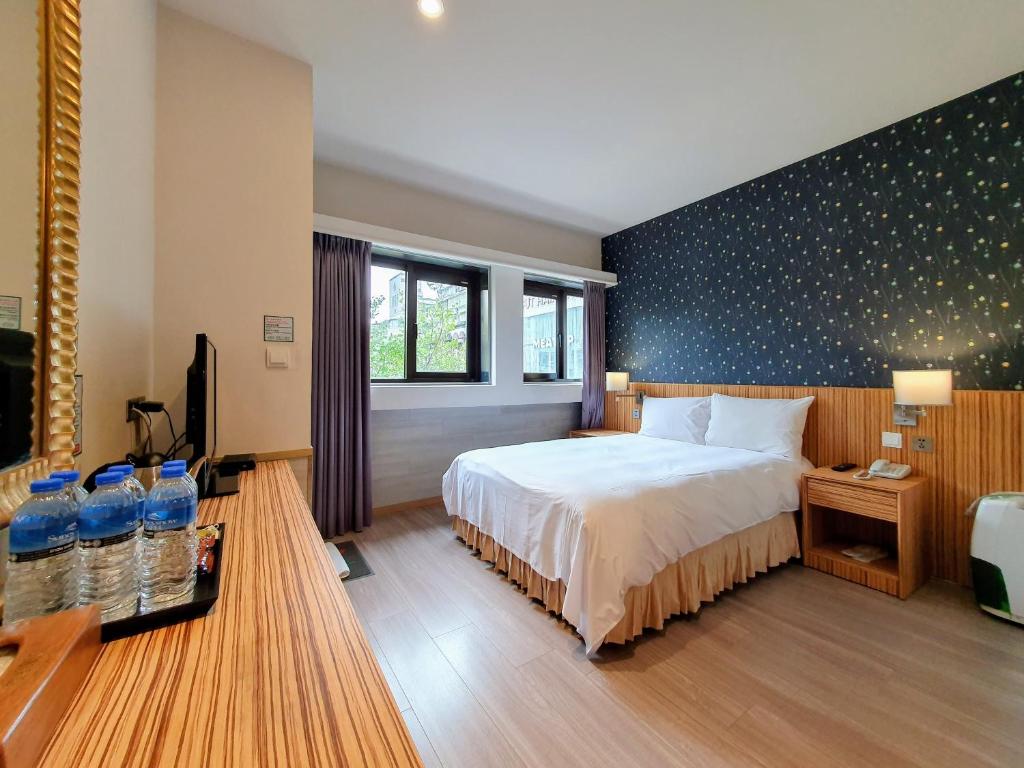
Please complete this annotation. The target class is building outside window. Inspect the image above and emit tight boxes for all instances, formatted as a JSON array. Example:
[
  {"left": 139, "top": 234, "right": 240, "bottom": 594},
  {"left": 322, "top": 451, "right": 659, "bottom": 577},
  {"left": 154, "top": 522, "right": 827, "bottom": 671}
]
[
  {"left": 522, "top": 280, "right": 583, "bottom": 381},
  {"left": 565, "top": 293, "right": 583, "bottom": 379}
]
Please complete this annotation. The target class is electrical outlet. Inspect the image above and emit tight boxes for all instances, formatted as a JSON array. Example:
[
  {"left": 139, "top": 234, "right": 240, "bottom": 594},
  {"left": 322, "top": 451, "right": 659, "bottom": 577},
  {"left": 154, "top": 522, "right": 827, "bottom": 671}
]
[
  {"left": 912, "top": 436, "right": 934, "bottom": 453},
  {"left": 632, "top": 408, "right": 640, "bottom": 419},
  {"left": 881, "top": 431, "right": 903, "bottom": 449},
  {"left": 126, "top": 396, "right": 144, "bottom": 422}
]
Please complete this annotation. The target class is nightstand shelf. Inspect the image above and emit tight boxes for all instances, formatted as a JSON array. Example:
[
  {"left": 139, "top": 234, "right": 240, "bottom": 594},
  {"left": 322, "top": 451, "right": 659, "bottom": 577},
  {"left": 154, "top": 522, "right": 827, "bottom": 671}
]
[
  {"left": 801, "top": 467, "right": 929, "bottom": 599},
  {"left": 569, "top": 429, "right": 628, "bottom": 438},
  {"left": 806, "top": 540, "right": 900, "bottom": 592}
]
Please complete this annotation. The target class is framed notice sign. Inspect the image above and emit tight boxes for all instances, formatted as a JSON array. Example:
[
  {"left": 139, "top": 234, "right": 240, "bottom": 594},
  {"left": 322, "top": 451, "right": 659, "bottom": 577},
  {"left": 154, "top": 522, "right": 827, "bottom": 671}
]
[
  {"left": 264, "top": 315, "right": 294, "bottom": 342},
  {"left": 0, "top": 295, "right": 21, "bottom": 330}
]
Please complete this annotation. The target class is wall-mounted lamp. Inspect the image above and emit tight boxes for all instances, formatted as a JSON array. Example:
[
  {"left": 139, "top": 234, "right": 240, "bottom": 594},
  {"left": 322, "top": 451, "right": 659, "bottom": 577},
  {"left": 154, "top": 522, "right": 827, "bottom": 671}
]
[
  {"left": 606, "top": 371, "right": 629, "bottom": 392},
  {"left": 893, "top": 369, "right": 952, "bottom": 426},
  {"left": 607, "top": 371, "right": 644, "bottom": 403}
]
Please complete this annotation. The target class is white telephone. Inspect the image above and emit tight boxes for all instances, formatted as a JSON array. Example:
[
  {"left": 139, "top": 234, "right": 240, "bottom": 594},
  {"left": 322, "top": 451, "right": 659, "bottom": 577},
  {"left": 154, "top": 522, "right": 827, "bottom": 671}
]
[{"left": 854, "top": 459, "right": 912, "bottom": 480}]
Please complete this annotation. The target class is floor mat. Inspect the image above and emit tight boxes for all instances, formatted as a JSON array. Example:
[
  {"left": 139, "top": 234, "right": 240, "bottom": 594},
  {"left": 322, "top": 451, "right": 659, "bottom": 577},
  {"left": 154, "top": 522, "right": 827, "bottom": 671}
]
[{"left": 334, "top": 540, "right": 374, "bottom": 581}]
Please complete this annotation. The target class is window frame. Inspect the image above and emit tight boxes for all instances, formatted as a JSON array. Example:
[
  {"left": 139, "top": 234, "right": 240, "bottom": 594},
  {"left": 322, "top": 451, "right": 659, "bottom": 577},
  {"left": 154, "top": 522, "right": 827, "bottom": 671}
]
[
  {"left": 522, "top": 280, "right": 583, "bottom": 382},
  {"left": 371, "top": 254, "right": 483, "bottom": 383}
]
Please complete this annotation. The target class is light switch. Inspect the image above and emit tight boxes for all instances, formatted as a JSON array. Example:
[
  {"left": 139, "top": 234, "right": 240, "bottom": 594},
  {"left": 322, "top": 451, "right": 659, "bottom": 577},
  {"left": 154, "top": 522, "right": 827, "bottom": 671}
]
[
  {"left": 266, "top": 346, "right": 290, "bottom": 368},
  {"left": 881, "top": 431, "right": 902, "bottom": 449}
]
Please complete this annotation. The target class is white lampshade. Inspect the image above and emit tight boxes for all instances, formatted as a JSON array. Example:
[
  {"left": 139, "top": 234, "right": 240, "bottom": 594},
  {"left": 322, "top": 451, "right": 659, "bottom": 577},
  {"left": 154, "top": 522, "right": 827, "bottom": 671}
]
[
  {"left": 893, "top": 369, "right": 953, "bottom": 405},
  {"left": 606, "top": 371, "right": 629, "bottom": 392}
]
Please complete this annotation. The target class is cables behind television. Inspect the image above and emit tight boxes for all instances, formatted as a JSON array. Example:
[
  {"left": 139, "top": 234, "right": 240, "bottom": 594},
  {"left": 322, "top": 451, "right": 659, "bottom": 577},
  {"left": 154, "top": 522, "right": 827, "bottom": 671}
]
[
  {"left": 167, "top": 431, "right": 189, "bottom": 460},
  {"left": 162, "top": 407, "right": 179, "bottom": 458},
  {"left": 131, "top": 406, "right": 154, "bottom": 454}
]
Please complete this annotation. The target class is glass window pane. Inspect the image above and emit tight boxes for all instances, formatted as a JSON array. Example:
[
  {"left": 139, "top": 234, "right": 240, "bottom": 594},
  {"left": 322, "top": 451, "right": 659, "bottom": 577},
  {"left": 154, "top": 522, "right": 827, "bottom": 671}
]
[
  {"left": 416, "top": 280, "right": 468, "bottom": 373},
  {"left": 565, "top": 294, "right": 584, "bottom": 380},
  {"left": 370, "top": 264, "right": 406, "bottom": 379},
  {"left": 523, "top": 294, "right": 558, "bottom": 375}
]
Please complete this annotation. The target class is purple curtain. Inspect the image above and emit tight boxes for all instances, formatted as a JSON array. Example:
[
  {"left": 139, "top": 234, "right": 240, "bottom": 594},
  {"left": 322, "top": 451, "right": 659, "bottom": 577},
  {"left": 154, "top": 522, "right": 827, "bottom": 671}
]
[
  {"left": 580, "top": 281, "right": 606, "bottom": 429},
  {"left": 312, "top": 232, "right": 372, "bottom": 538}
]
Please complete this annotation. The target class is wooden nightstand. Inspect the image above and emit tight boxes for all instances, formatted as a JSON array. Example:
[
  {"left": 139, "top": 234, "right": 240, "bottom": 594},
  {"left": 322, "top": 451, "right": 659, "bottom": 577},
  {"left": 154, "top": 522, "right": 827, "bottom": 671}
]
[
  {"left": 569, "top": 429, "right": 628, "bottom": 438},
  {"left": 801, "top": 467, "right": 929, "bottom": 599}
]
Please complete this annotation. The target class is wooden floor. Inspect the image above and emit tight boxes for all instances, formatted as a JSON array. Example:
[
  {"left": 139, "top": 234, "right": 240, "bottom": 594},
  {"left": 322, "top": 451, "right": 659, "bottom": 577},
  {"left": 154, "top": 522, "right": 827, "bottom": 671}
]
[{"left": 341, "top": 505, "right": 1024, "bottom": 768}]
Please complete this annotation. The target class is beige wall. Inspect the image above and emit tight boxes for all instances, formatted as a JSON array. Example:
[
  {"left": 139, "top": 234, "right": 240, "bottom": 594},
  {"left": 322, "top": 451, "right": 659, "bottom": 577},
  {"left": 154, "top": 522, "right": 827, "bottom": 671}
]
[
  {"left": 76, "top": 0, "right": 157, "bottom": 472},
  {"left": 73, "top": 4, "right": 589, "bottom": 475},
  {"left": 315, "top": 162, "right": 601, "bottom": 271},
  {"left": 0, "top": 0, "right": 39, "bottom": 333},
  {"left": 153, "top": 8, "right": 313, "bottom": 457}
]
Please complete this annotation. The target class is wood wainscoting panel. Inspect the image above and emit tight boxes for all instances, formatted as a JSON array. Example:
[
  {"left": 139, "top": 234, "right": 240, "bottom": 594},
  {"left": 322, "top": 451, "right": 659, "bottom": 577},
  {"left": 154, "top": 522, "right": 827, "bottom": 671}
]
[
  {"left": 605, "top": 384, "right": 1024, "bottom": 585},
  {"left": 371, "top": 402, "right": 581, "bottom": 508}
]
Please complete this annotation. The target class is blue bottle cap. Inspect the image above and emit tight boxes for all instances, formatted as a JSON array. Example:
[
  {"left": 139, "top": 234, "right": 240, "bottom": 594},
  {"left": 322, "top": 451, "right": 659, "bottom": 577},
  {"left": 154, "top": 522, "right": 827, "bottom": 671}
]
[
  {"left": 160, "top": 463, "right": 186, "bottom": 478},
  {"left": 51, "top": 470, "right": 81, "bottom": 482},
  {"left": 30, "top": 478, "right": 65, "bottom": 493},
  {"left": 95, "top": 471, "right": 125, "bottom": 487},
  {"left": 164, "top": 460, "right": 186, "bottom": 468},
  {"left": 109, "top": 463, "right": 135, "bottom": 476}
]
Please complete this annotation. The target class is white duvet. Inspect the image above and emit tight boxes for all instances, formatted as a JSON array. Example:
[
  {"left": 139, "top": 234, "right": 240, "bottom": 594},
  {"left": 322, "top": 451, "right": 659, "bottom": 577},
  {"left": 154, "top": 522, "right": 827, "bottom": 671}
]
[{"left": 442, "top": 434, "right": 808, "bottom": 652}]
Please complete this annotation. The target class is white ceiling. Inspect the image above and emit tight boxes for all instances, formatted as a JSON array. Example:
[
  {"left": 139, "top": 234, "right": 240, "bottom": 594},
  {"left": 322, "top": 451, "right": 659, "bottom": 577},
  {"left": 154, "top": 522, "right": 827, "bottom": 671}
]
[{"left": 161, "top": 0, "right": 1024, "bottom": 235}]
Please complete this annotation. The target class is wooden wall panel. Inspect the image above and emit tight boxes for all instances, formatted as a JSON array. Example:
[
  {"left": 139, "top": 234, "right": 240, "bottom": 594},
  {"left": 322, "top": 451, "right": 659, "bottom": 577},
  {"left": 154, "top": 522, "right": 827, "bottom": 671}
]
[{"left": 605, "top": 384, "right": 1024, "bottom": 585}]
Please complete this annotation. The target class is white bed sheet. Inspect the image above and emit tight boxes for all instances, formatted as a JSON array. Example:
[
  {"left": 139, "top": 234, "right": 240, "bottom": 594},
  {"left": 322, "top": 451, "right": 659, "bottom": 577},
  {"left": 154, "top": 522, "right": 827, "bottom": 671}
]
[{"left": 442, "top": 434, "right": 808, "bottom": 652}]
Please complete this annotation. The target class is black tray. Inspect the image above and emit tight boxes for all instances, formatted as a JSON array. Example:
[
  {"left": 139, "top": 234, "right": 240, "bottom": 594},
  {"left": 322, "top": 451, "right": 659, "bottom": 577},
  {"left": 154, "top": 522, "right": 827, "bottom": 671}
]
[{"left": 101, "top": 522, "right": 225, "bottom": 642}]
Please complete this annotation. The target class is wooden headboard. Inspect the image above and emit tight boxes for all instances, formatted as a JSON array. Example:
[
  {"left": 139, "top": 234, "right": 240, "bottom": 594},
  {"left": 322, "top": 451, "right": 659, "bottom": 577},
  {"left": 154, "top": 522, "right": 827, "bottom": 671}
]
[{"left": 604, "top": 383, "right": 1024, "bottom": 586}]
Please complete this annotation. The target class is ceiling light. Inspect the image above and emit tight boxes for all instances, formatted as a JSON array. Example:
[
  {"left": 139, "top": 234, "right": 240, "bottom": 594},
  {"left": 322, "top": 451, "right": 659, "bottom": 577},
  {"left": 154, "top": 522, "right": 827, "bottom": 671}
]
[{"left": 418, "top": 0, "right": 444, "bottom": 19}]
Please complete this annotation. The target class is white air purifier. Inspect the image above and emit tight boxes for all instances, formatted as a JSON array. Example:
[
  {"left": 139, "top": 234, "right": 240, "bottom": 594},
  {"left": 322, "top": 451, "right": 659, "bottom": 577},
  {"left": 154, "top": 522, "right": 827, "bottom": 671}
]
[{"left": 970, "top": 493, "right": 1024, "bottom": 625}]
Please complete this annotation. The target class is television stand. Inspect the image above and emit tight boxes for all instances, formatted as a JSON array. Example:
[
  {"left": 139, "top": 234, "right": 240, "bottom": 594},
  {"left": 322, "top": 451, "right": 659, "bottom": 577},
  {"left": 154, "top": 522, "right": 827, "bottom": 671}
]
[{"left": 206, "top": 466, "right": 239, "bottom": 497}]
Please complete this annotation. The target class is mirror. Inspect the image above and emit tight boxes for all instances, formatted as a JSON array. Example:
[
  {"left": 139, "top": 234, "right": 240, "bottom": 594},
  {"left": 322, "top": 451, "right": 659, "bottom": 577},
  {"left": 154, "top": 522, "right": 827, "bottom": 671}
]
[
  {"left": 0, "top": 0, "right": 82, "bottom": 528},
  {"left": 0, "top": 0, "right": 42, "bottom": 473}
]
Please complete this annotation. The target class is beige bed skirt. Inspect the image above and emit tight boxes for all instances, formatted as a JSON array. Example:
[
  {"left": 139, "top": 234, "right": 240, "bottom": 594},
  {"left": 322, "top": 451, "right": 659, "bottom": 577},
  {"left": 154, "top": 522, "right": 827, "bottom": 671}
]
[{"left": 452, "top": 511, "right": 801, "bottom": 646}]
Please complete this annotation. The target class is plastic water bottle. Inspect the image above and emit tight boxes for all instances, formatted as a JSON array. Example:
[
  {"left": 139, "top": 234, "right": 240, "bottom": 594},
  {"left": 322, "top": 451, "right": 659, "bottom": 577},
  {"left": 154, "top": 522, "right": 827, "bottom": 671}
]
[
  {"left": 3, "top": 478, "right": 79, "bottom": 624},
  {"left": 140, "top": 463, "right": 198, "bottom": 611},
  {"left": 109, "top": 464, "right": 147, "bottom": 522},
  {"left": 163, "top": 460, "right": 198, "bottom": 496},
  {"left": 78, "top": 472, "right": 140, "bottom": 622},
  {"left": 51, "top": 470, "right": 89, "bottom": 510}
]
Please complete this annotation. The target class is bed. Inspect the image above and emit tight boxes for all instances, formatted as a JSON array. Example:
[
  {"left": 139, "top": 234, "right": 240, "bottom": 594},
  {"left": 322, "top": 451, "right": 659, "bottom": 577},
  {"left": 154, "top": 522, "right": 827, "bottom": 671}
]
[{"left": 441, "top": 395, "right": 812, "bottom": 652}]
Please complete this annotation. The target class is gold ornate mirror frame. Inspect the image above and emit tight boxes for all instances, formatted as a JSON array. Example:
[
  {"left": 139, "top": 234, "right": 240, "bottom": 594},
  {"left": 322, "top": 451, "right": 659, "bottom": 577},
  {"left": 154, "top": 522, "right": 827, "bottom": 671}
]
[{"left": 0, "top": 0, "right": 81, "bottom": 520}]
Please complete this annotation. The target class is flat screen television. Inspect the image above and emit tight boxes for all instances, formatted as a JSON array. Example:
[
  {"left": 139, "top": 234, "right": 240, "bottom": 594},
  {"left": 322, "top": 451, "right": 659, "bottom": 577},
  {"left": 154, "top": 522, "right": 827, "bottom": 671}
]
[
  {"left": 0, "top": 328, "right": 35, "bottom": 471},
  {"left": 185, "top": 333, "right": 236, "bottom": 498}
]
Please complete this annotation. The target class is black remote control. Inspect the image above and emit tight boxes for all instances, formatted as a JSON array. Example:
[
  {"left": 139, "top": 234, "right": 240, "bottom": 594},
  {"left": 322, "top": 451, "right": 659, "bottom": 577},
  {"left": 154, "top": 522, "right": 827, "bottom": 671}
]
[{"left": 831, "top": 463, "right": 856, "bottom": 472}]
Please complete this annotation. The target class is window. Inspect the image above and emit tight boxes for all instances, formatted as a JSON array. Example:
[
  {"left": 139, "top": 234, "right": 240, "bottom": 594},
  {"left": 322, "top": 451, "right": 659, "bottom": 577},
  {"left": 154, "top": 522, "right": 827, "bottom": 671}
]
[
  {"left": 370, "top": 253, "right": 484, "bottom": 382},
  {"left": 523, "top": 280, "right": 583, "bottom": 381},
  {"left": 565, "top": 293, "right": 584, "bottom": 379}
]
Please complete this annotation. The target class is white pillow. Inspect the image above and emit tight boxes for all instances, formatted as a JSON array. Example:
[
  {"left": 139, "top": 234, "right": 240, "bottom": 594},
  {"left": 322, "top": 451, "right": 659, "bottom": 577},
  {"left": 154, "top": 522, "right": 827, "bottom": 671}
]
[
  {"left": 638, "top": 397, "right": 712, "bottom": 444},
  {"left": 704, "top": 394, "right": 814, "bottom": 459}
]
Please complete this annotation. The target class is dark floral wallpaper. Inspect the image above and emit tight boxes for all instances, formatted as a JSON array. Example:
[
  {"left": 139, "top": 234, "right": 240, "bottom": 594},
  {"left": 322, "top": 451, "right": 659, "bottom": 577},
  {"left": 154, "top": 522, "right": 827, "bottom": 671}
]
[{"left": 603, "top": 72, "right": 1024, "bottom": 390}]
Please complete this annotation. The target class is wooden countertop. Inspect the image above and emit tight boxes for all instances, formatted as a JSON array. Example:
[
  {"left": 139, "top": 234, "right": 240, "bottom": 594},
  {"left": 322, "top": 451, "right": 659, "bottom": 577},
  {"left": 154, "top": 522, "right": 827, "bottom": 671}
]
[{"left": 39, "top": 462, "right": 422, "bottom": 767}]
